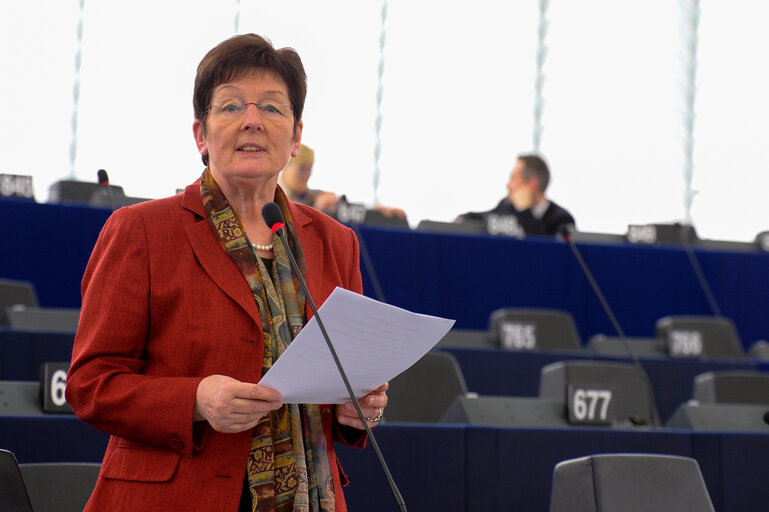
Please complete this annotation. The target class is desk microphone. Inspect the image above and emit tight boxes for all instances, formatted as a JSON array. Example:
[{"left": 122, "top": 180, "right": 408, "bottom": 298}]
[
  {"left": 97, "top": 169, "right": 116, "bottom": 211},
  {"left": 338, "top": 195, "right": 387, "bottom": 303},
  {"left": 560, "top": 225, "right": 658, "bottom": 425},
  {"left": 675, "top": 223, "right": 722, "bottom": 316},
  {"left": 97, "top": 168, "right": 109, "bottom": 187},
  {"left": 262, "top": 202, "right": 407, "bottom": 512}
]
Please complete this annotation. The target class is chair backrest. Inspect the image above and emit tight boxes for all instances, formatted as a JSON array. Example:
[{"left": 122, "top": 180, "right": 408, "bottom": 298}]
[
  {"left": 384, "top": 351, "right": 469, "bottom": 422},
  {"left": 549, "top": 453, "right": 714, "bottom": 512},
  {"left": 0, "top": 449, "right": 34, "bottom": 512},
  {"left": 20, "top": 463, "right": 100, "bottom": 512},
  {"left": 4, "top": 306, "right": 80, "bottom": 333},
  {"left": 539, "top": 360, "right": 659, "bottom": 427},
  {"left": 0, "top": 279, "right": 38, "bottom": 325},
  {"left": 588, "top": 334, "right": 667, "bottom": 358},
  {"left": 440, "top": 395, "right": 568, "bottom": 428},
  {"left": 436, "top": 328, "right": 495, "bottom": 349},
  {"left": 666, "top": 402, "right": 769, "bottom": 431},
  {"left": 488, "top": 308, "right": 582, "bottom": 351},
  {"left": 748, "top": 340, "right": 769, "bottom": 360},
  {"left": 655, "top": 315, "right": 744, "bottom": 359},
  {"left": 693, "top": 371, "right": 769, "bottom": 406},
  {"left": 0, "top": 381, "right": 43, "bottom": 415}
]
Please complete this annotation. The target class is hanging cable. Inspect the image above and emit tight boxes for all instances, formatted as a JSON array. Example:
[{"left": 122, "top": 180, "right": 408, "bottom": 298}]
[
  {"left": 234, "top": 0, "right": 241, "bottom": 34},
  {"left": 680, "top": 0, "right": 700, "bottom": 225},
  {"left": 68, "top": 0, "right": 85, "bottom": 178},
  {"left": 532, "top": 0, "right": 549, "bottom": 152},
  {"left": 373, "top": 0, "right": 388, "bottom": 205}
]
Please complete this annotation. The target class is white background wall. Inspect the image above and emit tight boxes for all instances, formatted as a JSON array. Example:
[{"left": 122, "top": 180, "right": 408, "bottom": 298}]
[{"left": 1, "top": 1, "right": 767, "bottom": 241}]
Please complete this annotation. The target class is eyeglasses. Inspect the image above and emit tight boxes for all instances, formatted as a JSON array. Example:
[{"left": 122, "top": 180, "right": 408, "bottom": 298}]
[{"left": 205, "top": 102, "right": 294, "bottom": 121}]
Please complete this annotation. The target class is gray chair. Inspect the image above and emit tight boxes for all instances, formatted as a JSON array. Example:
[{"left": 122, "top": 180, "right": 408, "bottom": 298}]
[
  {"left": 3, "top": 305, "right": 80, "bottom": 333},
  {"left": 655, "top": 315, "right": 744, "bottom": 359},
  {"left": 693, "top": 370, "right": 769, "bottom": 406},
  {"left": 488, "top": 308, "right": 582, "bottom": 352},
  {"left": 588, "top": 334, "right": 667, "bottom": 358},
  {"left": 436, "top": 328, "right": 495, "bottom": 349},
  {"left": 441, "top": 395, "right": 568, "bottom": 428},
  {"left": 549, "top": 453, "right": 714, "bottom": 512},
  {"left": 0, "top": 449, "right": 33, "bottom": 512},
  {"left": 539, "top": 360, "right": 659, "bottom": 427},
  {"left": 20, "top": 463, "right": 100, "bottom": 512},
  {"left": 0, "top": 381, "right": 43, "bottom": 415},
  {"left": 0, "top": 279, "right": 38, "bottom": 326},
  {"left": 384, "top": 351, "right": 471, "bottom": 423}
]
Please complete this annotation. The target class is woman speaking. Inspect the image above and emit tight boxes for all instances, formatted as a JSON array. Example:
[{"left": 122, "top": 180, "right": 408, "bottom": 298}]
[{"left": 66, "top": 34, "right": 388, "bottom": 512}]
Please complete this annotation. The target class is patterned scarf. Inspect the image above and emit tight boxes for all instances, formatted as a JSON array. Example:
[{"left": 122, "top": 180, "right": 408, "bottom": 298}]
[{"left": 200, "top": 169, "right": 335, "bottom": 512}]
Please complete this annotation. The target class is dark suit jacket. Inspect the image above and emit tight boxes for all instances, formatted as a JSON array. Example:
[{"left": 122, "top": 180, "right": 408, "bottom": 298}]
[
  {"left": 459, "top": 198, "right": 575, "bottom": 236},
  {"left": 66, "top": 182, "right": 364, "bottom": 512}
]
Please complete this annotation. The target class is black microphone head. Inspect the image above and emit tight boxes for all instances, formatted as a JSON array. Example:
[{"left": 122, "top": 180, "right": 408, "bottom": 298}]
[
  {"left": 558, "top": 223, "right": 574, "bottom": 241},
  {"left": 97, "top": 169, "right": 109, "bottom": 186},
  {"left": 262, "top": 202, "right": 285, "bottom": 231}
]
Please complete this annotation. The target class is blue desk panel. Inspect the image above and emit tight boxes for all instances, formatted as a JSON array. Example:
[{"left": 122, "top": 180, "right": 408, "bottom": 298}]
[
  {"left": 4, "top": 198, "right": 769, "bottom": 347},
  {"left": 0, "top": 197, "right": 110, "bottom": 308},
  {"left": 354, "top": 225, "right": 769, "bottom": 345}
]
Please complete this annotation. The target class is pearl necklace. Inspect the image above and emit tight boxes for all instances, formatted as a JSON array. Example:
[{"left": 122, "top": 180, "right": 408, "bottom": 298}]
[{"left": 252, "top": 242, "right": 274, "bottom": 252}]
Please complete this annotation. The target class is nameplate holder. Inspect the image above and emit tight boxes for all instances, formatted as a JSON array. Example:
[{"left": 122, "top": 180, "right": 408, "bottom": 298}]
[
  {"left": 567, "top": 383, "right": 614, "bottom": 426},
  {"left": 666, "top": 330, "right": 703, "bottom": 358},
  {"left": 626, "top": 224, "right": 657, "bottom": 244},
  {"left": 0, "top": 174, "right": 35, "bottom": 200},
  {"left": 500, "top": 322, "right": 537, "bottom": 350},
  {"left": 40, "top": 362, "right": 74, "bottom": 414}
]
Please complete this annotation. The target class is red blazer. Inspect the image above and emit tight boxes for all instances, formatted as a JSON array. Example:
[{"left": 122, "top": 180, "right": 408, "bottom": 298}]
[{"left": 66, "top": 183, "right": 365, "bottom": 512}]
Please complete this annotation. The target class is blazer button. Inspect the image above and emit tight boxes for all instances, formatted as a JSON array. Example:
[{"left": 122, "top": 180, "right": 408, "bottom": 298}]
[{"left": 171, "top": 437, "right": 185, "bottom": 451}]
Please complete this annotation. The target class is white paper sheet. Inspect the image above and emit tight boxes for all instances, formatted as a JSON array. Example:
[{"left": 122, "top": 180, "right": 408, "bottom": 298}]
[{"left": 259, "top": 287, "right": 455, "bottom": 404}]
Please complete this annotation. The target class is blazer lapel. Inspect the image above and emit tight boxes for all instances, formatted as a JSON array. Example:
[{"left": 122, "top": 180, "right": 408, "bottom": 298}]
[
  {"left": 286, "top": 196, "right": 323, "bottom": 320},
  {"left": 181, "top": 183, "right": 262, "bottom": 326}
]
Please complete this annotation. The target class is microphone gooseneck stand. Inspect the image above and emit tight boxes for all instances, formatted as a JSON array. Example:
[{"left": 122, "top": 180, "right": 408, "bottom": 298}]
[
  {"left": 676, "top": 223, "right": 722, "bottom": 317},
  {"left": 262, "top": 202, "right": 407, "bottom": 512},
  {"left": 561, "top": 226, "right": 659, "bottom": 426}
]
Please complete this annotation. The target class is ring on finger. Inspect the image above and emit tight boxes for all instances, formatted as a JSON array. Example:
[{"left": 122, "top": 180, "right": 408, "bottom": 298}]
[{"left": 365, "top": 408, "right": 383, "bottom": 423}]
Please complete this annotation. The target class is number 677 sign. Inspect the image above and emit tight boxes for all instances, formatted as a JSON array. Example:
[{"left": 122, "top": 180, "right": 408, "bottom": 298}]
[{"left": 567, "top": 384, "right": 614, "bottom": 426}]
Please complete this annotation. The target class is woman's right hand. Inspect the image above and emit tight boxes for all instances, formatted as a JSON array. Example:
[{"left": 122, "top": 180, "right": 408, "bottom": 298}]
[{"left": 194, "top": 375, "right": 282, "bottom": 433}]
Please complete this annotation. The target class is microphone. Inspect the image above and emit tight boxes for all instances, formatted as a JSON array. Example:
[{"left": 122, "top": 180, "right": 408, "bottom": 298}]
[
  {"left": 97, "top": 169, "right": 109, "bottom": 187},
  {"left": 261, "top": 202, "right": 407, "bottom": 512},
  {"left": 559, "top": 225, "right": 658, "bottom": 426},
  {"left": 674, "top": 223, "right": 722, "bottom": 316},
  {"left": 96, "top": 169, "right": 116, "bottom": 211},
  {"left": 338, "top": 195, "right": 387, "bottom": 303}
]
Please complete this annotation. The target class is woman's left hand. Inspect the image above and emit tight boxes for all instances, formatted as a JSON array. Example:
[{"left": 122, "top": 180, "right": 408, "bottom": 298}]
[{"left": 335, "top": 382, "right": 389, "bottom": 430}]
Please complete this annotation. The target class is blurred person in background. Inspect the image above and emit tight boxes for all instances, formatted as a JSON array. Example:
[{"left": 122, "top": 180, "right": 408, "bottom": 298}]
[
  {"left": 457, "top": 153, "right": 575, "bottom": 236},
  {"left": 281, "top": 143, "right": 407, "bottom": 221}
]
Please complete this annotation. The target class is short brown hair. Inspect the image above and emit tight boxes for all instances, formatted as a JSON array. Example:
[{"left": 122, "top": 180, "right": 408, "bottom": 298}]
[
  {"left": 518, "top": 154, "right": 550, "bottom": 192},
  {"left": 193, "top": 34, "right": 307, "bottom": 164}
]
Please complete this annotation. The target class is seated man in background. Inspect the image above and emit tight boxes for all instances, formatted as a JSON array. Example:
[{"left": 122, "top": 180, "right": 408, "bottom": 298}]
[
  {"left": 457, "top": 154, "right": 575, "bottom": 236},
  {"left": 280, "top": 144, "right": 407, "bottom": 220}
]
